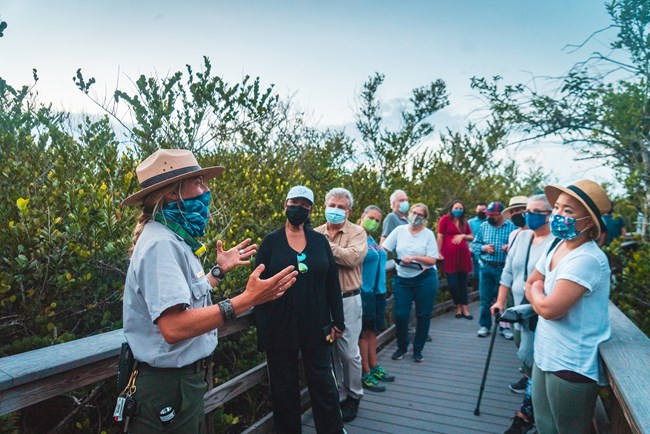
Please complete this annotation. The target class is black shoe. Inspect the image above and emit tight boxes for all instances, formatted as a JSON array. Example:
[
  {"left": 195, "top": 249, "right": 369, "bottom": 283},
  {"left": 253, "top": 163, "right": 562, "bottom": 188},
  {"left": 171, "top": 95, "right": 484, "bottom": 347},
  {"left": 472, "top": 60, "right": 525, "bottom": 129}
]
[
  {"left": 391, "top": 348, "right": 407, "bottom": 360},
  {"left": 340, "top": 396, "right": 360, "bottom": 422},
  {"left": 455, "top": 313, "right": 463, "bottom": 318},
  {"left": 463, "top": 313, "right": 474, "bottom": 320},
  {"left": 413, "top": 352, "right": 423, "bottom": 363},
  {"left": 509, "top": 376, "right": 528, "bottom": 394},
  {"left": 504, "top": 415, "right": 533, "bottom": 434},
  {"left": 426, "top": 334, "right": 432, "bottom": 342}
]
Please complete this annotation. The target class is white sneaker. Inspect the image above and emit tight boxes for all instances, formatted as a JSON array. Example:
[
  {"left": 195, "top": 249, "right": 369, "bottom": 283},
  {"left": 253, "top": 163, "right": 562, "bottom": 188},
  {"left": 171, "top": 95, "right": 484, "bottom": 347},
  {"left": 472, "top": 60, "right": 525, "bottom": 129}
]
[
  {"left": 502, "top": 328, "right": 514, "bottom": 340},
  {"left": 477, "top": 326, "right": 489, "bottom": 337}
]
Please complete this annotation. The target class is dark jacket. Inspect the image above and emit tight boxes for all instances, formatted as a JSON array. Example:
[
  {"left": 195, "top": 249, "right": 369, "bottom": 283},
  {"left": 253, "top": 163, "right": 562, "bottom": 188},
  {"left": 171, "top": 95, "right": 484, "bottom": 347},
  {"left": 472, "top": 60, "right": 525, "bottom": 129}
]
[{"left": 254, "top": 226, "right": 344, "bottom": 350}]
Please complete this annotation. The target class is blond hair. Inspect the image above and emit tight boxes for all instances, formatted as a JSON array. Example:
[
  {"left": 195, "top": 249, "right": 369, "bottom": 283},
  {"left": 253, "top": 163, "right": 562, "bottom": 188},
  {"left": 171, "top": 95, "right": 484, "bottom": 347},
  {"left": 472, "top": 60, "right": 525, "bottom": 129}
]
[{"left": 128, "top": 181, "right": 183, "bottom": 256}]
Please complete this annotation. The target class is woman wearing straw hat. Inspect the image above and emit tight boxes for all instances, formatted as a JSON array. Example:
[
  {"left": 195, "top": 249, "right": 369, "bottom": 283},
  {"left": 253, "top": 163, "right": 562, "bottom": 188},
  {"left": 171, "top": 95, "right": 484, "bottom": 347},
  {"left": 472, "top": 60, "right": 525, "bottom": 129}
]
[
  {"left": 524, "top": 179, "right": 611, "bottom": 434},
  {"left": 121, "top": 149, "right": 297, "bottom": 433}
]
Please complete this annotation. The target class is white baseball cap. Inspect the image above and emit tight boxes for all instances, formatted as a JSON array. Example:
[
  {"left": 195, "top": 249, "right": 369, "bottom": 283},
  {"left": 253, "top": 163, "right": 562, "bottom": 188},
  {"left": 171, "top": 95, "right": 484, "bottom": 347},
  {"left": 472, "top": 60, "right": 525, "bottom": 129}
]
[{"left": 286, "top": 185, "right": 314, "bottom": 204}]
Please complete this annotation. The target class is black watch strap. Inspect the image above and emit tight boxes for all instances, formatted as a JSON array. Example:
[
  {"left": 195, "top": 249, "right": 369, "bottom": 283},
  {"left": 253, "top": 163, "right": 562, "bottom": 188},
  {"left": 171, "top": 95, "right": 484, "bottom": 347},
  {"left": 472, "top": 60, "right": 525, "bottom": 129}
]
[{"left": 210, "top": 265, "right": 226, "bottom": 281}]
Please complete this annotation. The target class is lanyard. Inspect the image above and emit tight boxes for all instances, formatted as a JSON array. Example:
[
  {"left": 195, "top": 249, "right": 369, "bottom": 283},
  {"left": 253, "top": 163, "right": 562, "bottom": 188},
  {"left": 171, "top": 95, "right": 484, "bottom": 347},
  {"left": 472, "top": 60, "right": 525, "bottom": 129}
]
[{"left": 153, "top": 214, "right": 207, "bottom": 257}]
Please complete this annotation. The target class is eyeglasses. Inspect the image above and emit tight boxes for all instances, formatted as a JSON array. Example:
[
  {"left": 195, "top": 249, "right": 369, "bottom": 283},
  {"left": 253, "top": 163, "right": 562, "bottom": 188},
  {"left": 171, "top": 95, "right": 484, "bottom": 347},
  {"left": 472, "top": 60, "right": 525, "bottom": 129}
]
[
  {"left": 411, "top": 212, "right": 426, "bottom": 218},
  {"left": 297, "top": 253, "right": 308, "bottom": 274}
]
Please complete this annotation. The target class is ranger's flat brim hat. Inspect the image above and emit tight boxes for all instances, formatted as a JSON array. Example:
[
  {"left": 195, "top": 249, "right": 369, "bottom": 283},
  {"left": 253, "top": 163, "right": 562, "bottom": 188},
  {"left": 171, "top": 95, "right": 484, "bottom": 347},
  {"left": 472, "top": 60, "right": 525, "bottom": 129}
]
[
  {"left": 544, "top": 179, "right": 610, "bottom": 239},
  {"left": 122, "top": 149, "right": 224, "bottom": 206}
]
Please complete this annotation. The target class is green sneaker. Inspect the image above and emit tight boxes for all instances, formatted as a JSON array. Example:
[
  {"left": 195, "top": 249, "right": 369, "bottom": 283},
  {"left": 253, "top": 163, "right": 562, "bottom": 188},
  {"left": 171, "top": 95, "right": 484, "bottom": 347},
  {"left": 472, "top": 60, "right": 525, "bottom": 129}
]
[
  {"left": 362, "top": 372, "right": 386, "bottom": 392},
  {"left": 371, "top": 365, "right": 395, "bottom": 382}
]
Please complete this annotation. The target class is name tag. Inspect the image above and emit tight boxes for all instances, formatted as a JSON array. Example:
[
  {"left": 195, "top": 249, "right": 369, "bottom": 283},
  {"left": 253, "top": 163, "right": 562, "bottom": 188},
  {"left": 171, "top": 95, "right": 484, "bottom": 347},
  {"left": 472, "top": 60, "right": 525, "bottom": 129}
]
[{"left": 195, "top": 269, "right": 206, "bottom": 279}]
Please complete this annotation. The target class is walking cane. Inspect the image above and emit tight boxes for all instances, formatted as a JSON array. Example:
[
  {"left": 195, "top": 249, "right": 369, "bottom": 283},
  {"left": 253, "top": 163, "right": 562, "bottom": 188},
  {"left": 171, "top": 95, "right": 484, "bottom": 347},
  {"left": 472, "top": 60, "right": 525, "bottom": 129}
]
[{"left": 474, "top": 310, "right": 501, "bottom": 416}]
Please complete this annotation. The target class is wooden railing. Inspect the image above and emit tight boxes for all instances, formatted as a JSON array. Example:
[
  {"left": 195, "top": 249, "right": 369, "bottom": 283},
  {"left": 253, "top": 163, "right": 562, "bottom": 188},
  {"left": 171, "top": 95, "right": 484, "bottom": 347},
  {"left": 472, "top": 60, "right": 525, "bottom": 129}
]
[
  {"left": 597, "top": 302, "right": 650, "bottom": 434},
  {"left": 1, "top": 291, "right": 648, "bottom": 433}
]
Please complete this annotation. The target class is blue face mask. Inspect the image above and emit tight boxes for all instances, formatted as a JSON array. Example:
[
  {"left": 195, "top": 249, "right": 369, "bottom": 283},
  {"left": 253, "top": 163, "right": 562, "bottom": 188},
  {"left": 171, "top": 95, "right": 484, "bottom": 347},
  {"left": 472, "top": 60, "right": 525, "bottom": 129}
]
[
  {"left": 325, "top": 207, "right": 347, "bottom": 224},
  {"left": 398, "top": 201, "right": 410, "bottom": 213},
  {"left": 549, "top": 213, "right": 589, "bottom": 240},
  {"left": 161, "top": 191, "right": 211, "bottom": 237},
  {"left": 525, "top": 212, "right": 548, "bottom": 231},
  {"left": 452, "top": 209, "right": 464, "bottom": 218}
]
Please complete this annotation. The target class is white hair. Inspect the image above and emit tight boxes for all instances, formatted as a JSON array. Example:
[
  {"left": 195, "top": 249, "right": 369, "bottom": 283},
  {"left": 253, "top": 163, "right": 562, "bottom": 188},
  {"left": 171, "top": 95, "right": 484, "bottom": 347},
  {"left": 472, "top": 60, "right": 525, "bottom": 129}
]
[
  {"left": 389, "top": 189, "right": 407, "bottom": 207},
  {"left": 325, "top": 187, "right": 354, "bottom": 209},
  {"left": 528, "top": 194, "right": 551, "bottom": 211}
]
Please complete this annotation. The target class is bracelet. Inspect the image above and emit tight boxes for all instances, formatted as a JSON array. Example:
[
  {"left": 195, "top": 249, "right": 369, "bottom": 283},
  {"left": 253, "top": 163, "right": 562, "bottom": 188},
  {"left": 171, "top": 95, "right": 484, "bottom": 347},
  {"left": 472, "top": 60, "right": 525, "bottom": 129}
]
[{"left": 218, "top": 299, "right": 236, "bottom": 323}]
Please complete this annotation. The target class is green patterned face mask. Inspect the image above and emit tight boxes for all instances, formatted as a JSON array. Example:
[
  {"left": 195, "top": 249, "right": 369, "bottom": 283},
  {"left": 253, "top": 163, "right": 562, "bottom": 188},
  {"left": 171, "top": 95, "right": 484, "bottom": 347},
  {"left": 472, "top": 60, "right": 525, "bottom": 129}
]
[{"left": 363, "top": 218, "right": 379, "bottom": 232}]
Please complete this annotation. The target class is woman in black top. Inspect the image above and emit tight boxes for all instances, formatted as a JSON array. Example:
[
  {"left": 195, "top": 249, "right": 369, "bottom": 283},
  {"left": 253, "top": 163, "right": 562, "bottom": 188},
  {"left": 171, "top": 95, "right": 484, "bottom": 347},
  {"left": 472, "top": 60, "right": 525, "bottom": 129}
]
[{"left": 254, "top": 185, "right": 345, "bottom": 434}]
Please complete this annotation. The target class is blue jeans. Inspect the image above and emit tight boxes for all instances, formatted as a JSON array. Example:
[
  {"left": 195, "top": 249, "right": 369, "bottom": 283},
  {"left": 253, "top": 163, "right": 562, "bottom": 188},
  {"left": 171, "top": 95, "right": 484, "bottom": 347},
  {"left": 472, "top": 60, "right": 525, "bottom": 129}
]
[
  {"left": 392, "top": 271, "right": 439, "bottom": 355},
  {"left": 478, "top": 263, "right": 504, "bottom": 328}
]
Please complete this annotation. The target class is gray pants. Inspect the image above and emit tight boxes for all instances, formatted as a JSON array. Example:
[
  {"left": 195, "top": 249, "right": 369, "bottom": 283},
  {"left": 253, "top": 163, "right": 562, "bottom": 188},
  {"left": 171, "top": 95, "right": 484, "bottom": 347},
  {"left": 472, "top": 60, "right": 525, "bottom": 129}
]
[
  {"left": 532, "top": 364, "right": 599, "bottom": 434},
  {"left": 333, "top": 294, "right": 364, "bottom": 401},
  {"left": 516, "top": 321, "right": 535, "bottom": 375}
]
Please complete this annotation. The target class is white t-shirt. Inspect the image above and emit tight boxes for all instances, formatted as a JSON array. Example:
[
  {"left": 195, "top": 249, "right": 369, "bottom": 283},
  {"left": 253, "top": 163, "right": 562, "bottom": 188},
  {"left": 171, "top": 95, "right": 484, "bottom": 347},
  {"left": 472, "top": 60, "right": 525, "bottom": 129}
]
[
  {"left": 533, "top": 240, "right": 611, "bottom": 382},
  {"left": 500, "top": 230, "right": 556, "bottom": 305},
  {"left": 382, "top": 225, "right": 439, "bottom": 278}
]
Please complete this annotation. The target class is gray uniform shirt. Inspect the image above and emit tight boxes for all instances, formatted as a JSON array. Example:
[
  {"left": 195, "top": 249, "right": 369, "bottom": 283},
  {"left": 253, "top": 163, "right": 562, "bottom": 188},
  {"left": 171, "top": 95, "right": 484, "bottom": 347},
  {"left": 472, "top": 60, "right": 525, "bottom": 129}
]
[{"left": 123, "top": 221, "right": 217, "bottom": 368}]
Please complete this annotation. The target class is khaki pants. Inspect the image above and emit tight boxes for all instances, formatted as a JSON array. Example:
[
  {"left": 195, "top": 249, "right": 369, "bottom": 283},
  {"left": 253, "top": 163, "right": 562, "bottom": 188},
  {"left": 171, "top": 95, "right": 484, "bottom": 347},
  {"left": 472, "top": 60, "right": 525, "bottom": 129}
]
[{"left": 333, "top": 294, "right": 364, "bottom": 400}]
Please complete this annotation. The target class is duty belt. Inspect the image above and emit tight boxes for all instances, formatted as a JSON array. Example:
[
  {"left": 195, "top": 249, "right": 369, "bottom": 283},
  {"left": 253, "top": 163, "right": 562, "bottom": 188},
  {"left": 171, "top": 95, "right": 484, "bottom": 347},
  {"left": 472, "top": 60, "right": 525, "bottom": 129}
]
[{"left": 138, "top": 356, "right": 212, "bottom": 374}]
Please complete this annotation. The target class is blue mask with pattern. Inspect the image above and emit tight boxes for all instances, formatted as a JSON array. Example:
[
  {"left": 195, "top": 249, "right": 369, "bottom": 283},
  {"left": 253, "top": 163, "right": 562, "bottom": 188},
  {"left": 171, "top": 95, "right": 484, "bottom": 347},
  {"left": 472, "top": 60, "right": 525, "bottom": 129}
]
[
  {"left": 161, "top": 191, "right": 211, "bottom": 237},
  {"left": 549, "top": 213, "right": 589, "bottom": 240}
]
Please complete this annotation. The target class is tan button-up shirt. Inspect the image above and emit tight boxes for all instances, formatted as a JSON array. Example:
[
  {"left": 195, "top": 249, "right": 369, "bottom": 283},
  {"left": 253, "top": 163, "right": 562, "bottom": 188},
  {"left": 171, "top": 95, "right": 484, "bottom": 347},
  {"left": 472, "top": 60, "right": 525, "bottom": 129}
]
[{"left": 315, "top": 220, "right": 368, "bottom": 293}]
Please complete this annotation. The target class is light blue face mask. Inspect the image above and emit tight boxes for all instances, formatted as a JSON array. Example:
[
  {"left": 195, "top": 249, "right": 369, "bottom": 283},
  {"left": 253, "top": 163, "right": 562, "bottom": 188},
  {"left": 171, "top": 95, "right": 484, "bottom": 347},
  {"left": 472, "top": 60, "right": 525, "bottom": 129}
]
[
  {"left": 398, "top": 201, "right": 410, "bottom": 213},
  {"left": 325, "top": 207, "right": 347, "bottom": 224},
  {"left": 161, "top": 191, "right": 211, "bottom": 237}
]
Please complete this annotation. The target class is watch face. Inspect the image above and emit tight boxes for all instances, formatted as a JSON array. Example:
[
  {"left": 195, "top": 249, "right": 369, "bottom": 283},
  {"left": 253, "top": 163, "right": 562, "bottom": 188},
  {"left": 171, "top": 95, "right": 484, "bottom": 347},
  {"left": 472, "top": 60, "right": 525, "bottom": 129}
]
[{"left": 211, "top": 266, "right": 224, "bottom": 279}]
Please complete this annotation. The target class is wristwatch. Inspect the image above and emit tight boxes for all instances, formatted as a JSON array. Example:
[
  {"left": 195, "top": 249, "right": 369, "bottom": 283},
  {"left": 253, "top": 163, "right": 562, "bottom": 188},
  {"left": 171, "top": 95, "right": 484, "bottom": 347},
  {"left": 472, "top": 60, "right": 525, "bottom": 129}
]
[{"left": 210, "top": 265, "right": 226, "bottom": 281}]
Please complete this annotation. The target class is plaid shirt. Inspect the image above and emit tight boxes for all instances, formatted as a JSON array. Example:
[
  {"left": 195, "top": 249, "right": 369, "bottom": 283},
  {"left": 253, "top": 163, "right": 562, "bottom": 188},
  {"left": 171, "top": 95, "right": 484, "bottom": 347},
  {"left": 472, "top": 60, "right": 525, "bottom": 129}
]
[{"left": 472, "top": 220, "right": 516, "bottom": 265}]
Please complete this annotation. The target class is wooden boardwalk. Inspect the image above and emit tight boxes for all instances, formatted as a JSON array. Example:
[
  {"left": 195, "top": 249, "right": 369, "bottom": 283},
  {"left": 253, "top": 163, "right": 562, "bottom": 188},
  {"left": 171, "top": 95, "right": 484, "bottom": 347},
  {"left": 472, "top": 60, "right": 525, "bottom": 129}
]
[{"left": 301, "top": 301, "right": 523, "bottom": 434}]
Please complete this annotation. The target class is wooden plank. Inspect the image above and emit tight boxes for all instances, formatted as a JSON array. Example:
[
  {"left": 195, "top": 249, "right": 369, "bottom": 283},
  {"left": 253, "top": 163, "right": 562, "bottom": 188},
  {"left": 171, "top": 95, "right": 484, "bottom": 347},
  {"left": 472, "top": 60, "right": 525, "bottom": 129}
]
[
  {"left": 599, "top": 302, "right": 650, "bottom": 434},
  {"left": 204, "top": 362, "right": 268, "bottom": 413},
  {"left": 0, "top": 358, "right": 118, "bottom": 415},
  {"left": 0, "top": 312, "right": 255, "bottom": 416},
  {"left": 0, "top": 329, "right": 124, "bottom": 392},
  {"left": 302, "top": 301, "right": 523, "bottom": 434}
]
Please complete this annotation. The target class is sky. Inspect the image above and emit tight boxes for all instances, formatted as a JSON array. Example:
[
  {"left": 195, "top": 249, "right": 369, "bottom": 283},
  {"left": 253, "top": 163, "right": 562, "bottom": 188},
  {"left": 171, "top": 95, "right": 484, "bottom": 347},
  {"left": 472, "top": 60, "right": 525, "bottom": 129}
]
[{"left": 0, "top": 0, "right": 621, "bottom": 189}]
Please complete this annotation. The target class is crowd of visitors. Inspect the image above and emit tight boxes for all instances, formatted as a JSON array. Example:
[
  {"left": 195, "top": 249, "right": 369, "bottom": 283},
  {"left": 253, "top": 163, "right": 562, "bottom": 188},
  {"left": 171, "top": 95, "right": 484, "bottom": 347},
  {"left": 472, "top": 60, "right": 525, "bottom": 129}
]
[{"left": 119, "top": 148, "right": 619, "bottom": 434}]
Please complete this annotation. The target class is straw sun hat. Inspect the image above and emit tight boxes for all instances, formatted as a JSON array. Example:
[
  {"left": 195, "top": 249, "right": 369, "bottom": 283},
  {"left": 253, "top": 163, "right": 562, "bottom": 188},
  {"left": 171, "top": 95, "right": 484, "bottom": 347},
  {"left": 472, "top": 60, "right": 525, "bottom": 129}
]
[
  {"left": 501, "top": 196, "right": 528, "bottom": 217},
  {"left": 122, "top": 149, "right": 224, "bottom": 206},
  {"left": 544, "top": 179, "right": 610, "bottom": 239}
]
